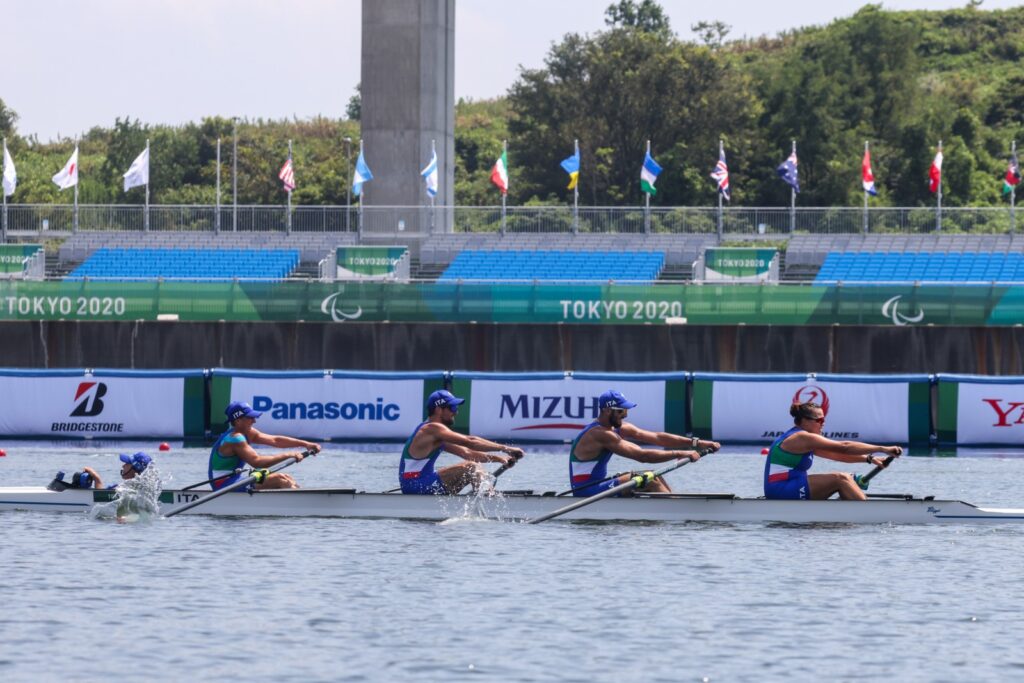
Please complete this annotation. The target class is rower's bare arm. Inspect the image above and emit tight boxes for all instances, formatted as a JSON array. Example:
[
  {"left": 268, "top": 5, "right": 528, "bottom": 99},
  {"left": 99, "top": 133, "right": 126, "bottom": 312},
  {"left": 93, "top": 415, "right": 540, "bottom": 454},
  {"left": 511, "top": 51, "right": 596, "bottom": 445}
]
[
  {"left": 227, "top": 439, "right": 305, "bottom": 468},
  {"left": 442, "top": 442, "right": 507, "bottom": 464},
  {"left": 792, "top": 433, "right": 902, "bottom": 462},
  {"left": 599, "top": 430, "right": 696, "bottom": 464},
  {"left": 430, "top": 425, "right": 522, "bottom": 459},
  {"left": 248, "top": 428, "right": 320, "bottom": 454},
  {"left": 619, "top": 424, "right": 719, "bottom": 452},
  {"left": 82, "top": 466, "right": 104, "bottom": 489}
]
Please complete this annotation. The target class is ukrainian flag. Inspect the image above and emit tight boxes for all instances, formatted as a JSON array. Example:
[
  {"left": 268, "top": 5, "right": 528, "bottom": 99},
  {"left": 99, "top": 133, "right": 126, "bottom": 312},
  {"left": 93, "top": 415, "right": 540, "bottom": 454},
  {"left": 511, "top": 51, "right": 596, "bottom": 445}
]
[{"left": 560, "top": 150, "right": 580, "bottom": 190}]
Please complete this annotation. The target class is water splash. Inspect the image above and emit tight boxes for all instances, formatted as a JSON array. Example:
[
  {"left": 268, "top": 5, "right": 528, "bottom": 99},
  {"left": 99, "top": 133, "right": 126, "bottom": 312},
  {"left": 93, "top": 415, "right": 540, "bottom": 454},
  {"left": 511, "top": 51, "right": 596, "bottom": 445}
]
[
  {"left": 438, "top": 474, "right": 511, "bottom": 524},
  {"left": 88, "top": 466, "right": 164, "bottom": 523}
]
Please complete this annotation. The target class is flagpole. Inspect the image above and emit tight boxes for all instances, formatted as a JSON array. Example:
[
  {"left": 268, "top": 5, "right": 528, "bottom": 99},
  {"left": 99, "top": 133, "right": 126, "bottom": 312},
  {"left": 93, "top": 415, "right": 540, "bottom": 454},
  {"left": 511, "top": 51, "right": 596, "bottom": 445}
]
[
  {"left": 73, "top": 141, "right": 79, "bottom": 235},
  {"left": 2, "top": 138, "right": 7, "bottom": 244},
  {"left": 144, "top": 139, "right": 150, "bottom": 232},
  {"left": 232, "top": 119, "right": 238, "bottom": 232},
  {"left": 789, "top": 139, "right": 796, "bottom": 234},
  {"left": 1007, "top": 139, "right": 1015, "bottom": 235},
  {"left": 357, "top": 139, "right": 364, "bottom": 240},
  {"left": 500, "top": 139, "right": 507, "bottom": 237},
  {"left": 573, "top": 138, "right": 579, "bottom": 236},
  {"left": 717, "top": 139, "right": 724, "bottom": 240},
  {"left": 286, "top": 139, "right": 292, "bottom": 235},
  {"left": 644, "top": 140, "right": 651, "bottom": 235},
  {"left": 430, "top": 139, "right": 437, "bottom": 234},
  {"left": 863, "top": 140, "right": 869, "bottom": 235},
  {"left": 936, "top": 139, "right": 943, "bottom": 233},
  {"left": 215, "top": 138, "right": 222, "bottom": 235}
]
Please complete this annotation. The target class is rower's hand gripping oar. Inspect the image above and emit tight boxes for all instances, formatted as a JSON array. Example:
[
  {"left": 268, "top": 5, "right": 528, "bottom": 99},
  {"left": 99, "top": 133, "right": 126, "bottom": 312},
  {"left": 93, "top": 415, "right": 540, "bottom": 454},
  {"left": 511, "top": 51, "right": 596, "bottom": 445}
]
[
  {"left": 455, "top": 450, "right": 523, "bottom": 494},
  {"left": 854, "top": 449, "right": 902, "bottom": 491},
  {"left": 164, "top": 450, "right": 315, "bottom": 518},
  {"left": 527, "top": 449, "right": 709, "bottom": 525}
]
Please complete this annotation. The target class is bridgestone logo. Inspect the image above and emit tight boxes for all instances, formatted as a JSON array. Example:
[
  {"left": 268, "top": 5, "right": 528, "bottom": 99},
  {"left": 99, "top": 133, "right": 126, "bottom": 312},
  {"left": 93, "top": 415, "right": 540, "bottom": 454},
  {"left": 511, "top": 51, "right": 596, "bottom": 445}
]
[{"left": 51, "top": 422, "right": 125, "bottom": 432}]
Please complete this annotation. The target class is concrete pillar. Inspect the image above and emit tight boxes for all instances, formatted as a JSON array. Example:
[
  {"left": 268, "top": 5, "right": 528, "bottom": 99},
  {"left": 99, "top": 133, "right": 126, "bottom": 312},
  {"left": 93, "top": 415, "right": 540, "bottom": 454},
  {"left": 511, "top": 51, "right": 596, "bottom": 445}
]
[{"left": 361, "top": 0, "right": 455, "bottom": 235}]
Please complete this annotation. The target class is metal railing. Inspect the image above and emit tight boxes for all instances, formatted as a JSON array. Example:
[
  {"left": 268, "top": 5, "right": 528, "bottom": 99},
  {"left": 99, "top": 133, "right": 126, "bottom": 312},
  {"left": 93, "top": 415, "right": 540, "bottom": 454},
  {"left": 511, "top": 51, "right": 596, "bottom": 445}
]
[{"left": 0, "top": 204, "right": 1018, "bottom": 237}]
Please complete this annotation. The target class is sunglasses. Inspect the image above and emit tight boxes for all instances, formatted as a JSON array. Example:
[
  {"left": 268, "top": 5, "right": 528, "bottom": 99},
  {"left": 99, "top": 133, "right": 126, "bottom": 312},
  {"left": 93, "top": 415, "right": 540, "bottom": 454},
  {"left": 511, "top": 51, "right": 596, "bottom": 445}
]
[{"left": 804, "top": 416, "right": 825, "bottom": 424}]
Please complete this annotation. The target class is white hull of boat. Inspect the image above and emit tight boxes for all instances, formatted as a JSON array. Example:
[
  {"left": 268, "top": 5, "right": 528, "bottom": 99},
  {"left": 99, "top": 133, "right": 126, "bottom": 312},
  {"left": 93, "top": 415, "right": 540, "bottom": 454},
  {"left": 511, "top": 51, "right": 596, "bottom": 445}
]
[{"left": 2, "top": 487, "right": 1024, "bottom": 524}]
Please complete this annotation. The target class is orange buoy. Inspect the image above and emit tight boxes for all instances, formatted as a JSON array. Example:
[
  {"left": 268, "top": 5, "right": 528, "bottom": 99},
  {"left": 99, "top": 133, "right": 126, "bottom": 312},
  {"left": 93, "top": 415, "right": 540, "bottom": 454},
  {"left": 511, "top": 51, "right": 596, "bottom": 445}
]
[
  {"left": 0, "top": 448, "right": 6, "bottom": 456},
  {"left": 158, "top": 442, "right": 171, "bottom": 451},
  {"left": 760, "top": 448, "right": 769, "bottom": 456}
]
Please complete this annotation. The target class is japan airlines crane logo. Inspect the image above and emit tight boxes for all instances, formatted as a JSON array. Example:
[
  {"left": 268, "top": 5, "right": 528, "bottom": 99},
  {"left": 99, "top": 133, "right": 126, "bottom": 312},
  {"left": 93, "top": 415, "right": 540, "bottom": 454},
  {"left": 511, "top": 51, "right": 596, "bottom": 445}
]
[
  {"left": 320, "top": 292, "right": 363, "bottom": 322},
  {"left": 882, "top": 295, "right": 924, "bottom": 326},
  {"left": 793, "top": 385, "right": 829, "bottom": 415},
  {"left": 71, "top": 382, "right": 107, "bottom": 417}
]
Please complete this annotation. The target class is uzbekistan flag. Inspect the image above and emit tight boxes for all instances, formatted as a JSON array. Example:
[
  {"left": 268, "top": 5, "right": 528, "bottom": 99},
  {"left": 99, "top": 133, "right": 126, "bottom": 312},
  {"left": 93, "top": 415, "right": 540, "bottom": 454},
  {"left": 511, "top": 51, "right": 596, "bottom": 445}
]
[{"left": 640, "top": 151, "right": 662, "bottom": 196}]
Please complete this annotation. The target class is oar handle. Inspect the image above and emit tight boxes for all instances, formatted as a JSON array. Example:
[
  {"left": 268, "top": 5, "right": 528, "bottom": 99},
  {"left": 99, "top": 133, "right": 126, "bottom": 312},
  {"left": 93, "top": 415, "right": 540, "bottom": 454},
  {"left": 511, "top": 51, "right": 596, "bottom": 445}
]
[
  {"left": 489, "top": 451, "right": 523, "bottom": 479},
  {"left": 855, "top": 453, "right": 899, "bottom": 490}
]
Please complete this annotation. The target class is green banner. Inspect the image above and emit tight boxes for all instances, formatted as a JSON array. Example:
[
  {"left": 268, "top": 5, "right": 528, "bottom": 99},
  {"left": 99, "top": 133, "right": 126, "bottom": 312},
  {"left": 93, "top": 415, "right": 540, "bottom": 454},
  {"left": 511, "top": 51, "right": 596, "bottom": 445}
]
[
  {"left": 0, "top": 280, "right": 1021, "bottom": 326},
  {"left": 336, "top": 246, "right": 407, "bottom": 279},
  {"left": 704, "top": 248, "right": 776, "bottom": 280},
  {"left": 0, "top": 245, "right": 41, "bottom": 273}
]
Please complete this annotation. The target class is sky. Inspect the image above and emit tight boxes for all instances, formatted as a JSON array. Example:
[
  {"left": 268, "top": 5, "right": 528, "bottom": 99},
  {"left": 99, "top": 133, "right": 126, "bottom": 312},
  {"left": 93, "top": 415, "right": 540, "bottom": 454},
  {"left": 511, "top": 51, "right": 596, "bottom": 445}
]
[{"left": 4, "top": 0, "right": 1020, "bottom": 141}]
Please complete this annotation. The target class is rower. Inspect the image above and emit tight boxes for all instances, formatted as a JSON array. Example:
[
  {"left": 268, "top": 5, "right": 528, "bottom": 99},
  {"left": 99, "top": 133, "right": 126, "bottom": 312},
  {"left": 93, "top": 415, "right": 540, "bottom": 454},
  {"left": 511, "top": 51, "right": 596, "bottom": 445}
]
[
  {"left": 209, "top": 401, "right": 321, "bottom": 491},
  {"left": 50, "top": 452, "right": 153, "bottom": 491},
  {"left": 569, "top": 389, "right": 720, "bottom": 497},
  {"left": 399, "top": 389, "right": 524, "bottom": 495},
  {"left": 765, "top": 401, "right": 903, "bottom": 500}
]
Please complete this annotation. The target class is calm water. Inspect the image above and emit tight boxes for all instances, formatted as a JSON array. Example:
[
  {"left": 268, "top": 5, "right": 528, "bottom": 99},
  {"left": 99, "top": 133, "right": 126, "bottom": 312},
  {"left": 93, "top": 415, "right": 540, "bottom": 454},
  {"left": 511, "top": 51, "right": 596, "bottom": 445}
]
[{"left": 2, "top": 442, "right": 1024, "bottom": 682}]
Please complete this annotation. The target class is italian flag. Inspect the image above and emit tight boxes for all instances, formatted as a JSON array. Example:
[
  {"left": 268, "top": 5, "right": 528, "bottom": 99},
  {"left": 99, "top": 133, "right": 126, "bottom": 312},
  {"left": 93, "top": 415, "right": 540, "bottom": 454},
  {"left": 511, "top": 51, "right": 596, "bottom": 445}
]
[{"left": 490, "top": 149, "right": 509, "bottom": 195}]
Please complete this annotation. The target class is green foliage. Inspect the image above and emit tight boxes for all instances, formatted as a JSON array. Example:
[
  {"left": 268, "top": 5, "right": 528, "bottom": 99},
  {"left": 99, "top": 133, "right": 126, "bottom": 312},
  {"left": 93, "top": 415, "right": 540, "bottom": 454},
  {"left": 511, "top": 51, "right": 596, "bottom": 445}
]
[{"left": 2, "top": 4, "right": 1023, "bottom": 208}]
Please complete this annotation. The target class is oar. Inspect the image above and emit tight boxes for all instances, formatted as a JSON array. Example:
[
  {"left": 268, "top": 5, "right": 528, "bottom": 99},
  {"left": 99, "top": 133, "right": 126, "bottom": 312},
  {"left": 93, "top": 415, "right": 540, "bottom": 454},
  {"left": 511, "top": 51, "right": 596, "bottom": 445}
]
[
  {"left": 164, "top": 452, "right": 311, "bottom": 518},
  {"left": 527, "top": 452, "right": 707, "bottom": 525},
  {"left": 854, "top": 453, "right": 899, "bottom": 491}
]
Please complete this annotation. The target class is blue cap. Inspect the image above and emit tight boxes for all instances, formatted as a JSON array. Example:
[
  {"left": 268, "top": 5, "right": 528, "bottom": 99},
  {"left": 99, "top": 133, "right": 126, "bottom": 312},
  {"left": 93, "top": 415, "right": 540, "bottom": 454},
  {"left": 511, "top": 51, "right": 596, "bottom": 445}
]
[
  {"left": 599, "top": 389, "right": 637, "bottom": 411},
  {"left": 119, "top": 452, "right": 152, "bottom": 473},
  {"left": 225, "top": 401, "right": 262, "bottom": 422},
  {"left": 426, "top": 389, "right": 465, "bottom": 412}
]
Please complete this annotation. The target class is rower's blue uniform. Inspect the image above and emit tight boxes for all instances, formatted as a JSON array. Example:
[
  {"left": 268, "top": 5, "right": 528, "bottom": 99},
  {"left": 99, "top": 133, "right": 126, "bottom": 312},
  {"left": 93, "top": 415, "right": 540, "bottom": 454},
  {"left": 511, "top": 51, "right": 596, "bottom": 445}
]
[
  {"left": 764, "top": 426, "right": 814, "bottom": 499},
  {"left": 399, "top": 422, "right": 447, "bottom": 495},
  {"left": 209, "top": 430, "right": 248, "bottom": 491},
  {"left": 569, "top": 421, "right": 621, "bottom": 497}
]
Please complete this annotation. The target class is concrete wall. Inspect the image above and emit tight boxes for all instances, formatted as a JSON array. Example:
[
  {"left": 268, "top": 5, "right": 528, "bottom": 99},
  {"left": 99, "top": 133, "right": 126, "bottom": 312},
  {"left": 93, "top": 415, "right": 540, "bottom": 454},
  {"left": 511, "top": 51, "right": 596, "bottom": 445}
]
[
  {"left": 361, "top": 0, "right": 454, "bottom": 233},
  {"left": 2, "top": 321, "right": 1022, "bottom": 375}
]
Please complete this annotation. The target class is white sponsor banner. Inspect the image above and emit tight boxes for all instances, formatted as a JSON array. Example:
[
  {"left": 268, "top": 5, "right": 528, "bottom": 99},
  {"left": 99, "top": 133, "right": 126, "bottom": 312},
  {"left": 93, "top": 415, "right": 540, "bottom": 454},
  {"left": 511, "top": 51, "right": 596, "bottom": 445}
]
[
  {"left": 230, "top": 376, "right": 424, "bottom": 439},
  {"left": 0, "top": 375, "right": 184, "bottom": 437},
  {"left": 711, "top": 380, "right": 909, "bottom": 443},
  {"left": 469, "top": 378, "right": 666, "bottom": 441},
  {"left": 955, "top": 381, "right": 1024, "bottom": 445}
]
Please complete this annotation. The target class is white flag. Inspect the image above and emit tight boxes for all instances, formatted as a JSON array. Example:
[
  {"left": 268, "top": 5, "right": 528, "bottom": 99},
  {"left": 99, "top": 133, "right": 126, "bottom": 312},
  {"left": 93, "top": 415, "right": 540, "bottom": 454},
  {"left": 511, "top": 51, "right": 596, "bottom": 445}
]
[
  {"left": 2, "top": 143, "right": 15, "bottom": 197},
  {"left": 421, "top": 149, "right": 438, "bottom": 198},
  {"left": 52, "top": 146, "right": 79, "bottom": 190},
  {"left": 123, "top": 146, "right": 149, "bottom": 191}
]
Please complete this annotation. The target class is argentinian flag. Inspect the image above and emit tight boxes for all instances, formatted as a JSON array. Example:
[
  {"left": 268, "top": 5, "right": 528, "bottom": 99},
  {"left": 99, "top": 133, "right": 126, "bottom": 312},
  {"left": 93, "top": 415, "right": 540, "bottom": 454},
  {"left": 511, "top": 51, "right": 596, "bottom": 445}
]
[
  {"left": 421, "top": 149, "right": 438, "bottom": 198},
  {"left": 352, "top": 151, "right": 373, "bottom": 197}
]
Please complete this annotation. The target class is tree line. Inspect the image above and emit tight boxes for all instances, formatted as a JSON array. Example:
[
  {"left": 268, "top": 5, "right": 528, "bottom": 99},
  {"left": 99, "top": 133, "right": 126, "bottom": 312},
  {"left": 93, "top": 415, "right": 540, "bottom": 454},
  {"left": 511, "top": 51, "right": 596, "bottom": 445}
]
[{"left": 2, "top": 1, "right": 1022, "bottom": 208}]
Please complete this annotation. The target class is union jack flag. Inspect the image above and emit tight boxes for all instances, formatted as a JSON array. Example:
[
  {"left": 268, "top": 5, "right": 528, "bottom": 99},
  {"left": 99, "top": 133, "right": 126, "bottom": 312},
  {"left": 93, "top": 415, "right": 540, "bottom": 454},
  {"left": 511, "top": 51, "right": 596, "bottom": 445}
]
[
  {"left": 278, "top": 158, "right": 295, "bottom": 192},
  {"left": 710, "top": 148, "right": 730, "bottom": 201}
]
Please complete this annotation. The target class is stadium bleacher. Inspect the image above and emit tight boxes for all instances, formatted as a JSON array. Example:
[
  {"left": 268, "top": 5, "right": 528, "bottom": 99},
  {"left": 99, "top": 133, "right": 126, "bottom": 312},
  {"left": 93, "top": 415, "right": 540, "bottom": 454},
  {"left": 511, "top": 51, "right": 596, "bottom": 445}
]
[
  {"left": 438, "top": 249, "right": 665, "bottom": 282},
  {"left": 814, "top": 251, "right": 1024, "bottom": 284},
  {"left": 66, "top": 247, "right": 300, "bottom": 281}
]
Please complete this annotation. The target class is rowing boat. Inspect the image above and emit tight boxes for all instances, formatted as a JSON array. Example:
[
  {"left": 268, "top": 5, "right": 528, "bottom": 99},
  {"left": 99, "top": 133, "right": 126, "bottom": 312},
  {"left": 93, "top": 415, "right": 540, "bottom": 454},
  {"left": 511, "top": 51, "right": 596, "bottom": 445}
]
[{"left": 2, "top": 486, "right": 1023, "bottom": 524}]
